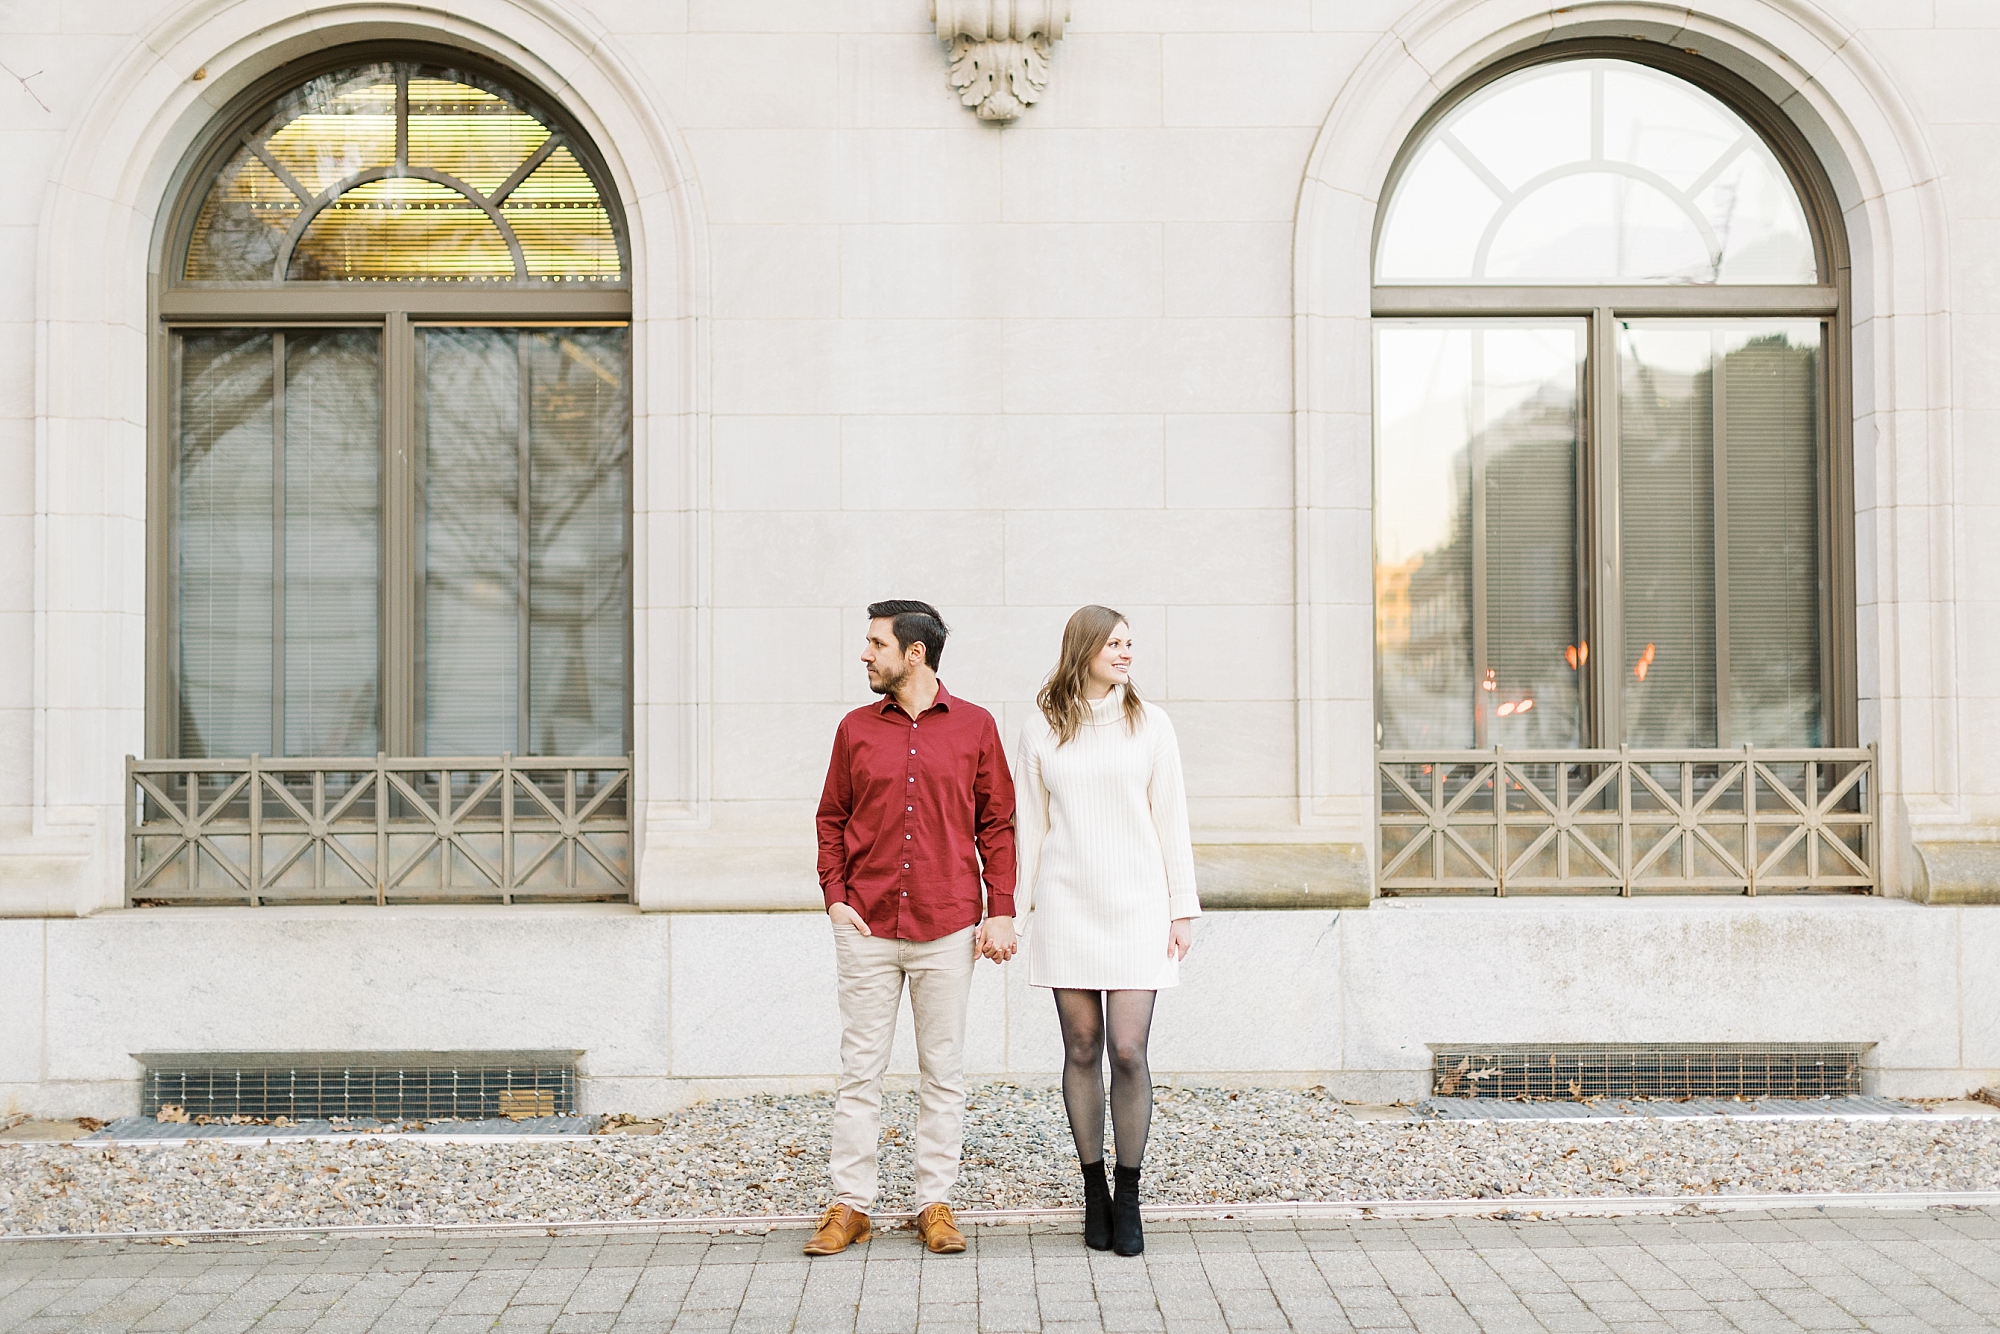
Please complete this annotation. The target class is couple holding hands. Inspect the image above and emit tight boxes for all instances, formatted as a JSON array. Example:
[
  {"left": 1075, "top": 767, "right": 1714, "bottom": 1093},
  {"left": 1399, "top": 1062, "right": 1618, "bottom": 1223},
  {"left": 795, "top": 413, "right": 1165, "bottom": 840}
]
[{"left": 808, "top": 600, "right": 1200, "bottom": 1260}]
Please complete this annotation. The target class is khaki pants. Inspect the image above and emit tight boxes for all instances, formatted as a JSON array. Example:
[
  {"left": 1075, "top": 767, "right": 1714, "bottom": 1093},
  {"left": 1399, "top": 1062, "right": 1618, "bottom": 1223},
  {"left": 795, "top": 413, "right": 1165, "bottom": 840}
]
[{"left": 829, "top": 922, "right": 977, "bottom": 1213}]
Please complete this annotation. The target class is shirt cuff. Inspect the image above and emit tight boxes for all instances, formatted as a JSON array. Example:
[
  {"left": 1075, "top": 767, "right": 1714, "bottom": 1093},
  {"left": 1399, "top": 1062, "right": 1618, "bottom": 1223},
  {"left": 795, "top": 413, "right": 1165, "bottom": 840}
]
[
  {"left": 986, "top": 890, "right": 1015, "bottom": 919},
  {"left": 821, "top": 884, "right": 848, "bottom": 910},
  {"left": 1168, "top": 892, "right": 1202, "bottom": 920}
]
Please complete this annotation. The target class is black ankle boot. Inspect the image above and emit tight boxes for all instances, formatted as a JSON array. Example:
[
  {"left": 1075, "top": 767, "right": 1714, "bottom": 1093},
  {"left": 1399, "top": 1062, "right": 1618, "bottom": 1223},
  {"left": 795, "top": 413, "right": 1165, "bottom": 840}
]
[
  {"left": 1080, "top": 1159, "right": 1112, "bottom": 1250},
  {"left": 1112, "top": 1163, "right": 1144, "bottom": 1255}
]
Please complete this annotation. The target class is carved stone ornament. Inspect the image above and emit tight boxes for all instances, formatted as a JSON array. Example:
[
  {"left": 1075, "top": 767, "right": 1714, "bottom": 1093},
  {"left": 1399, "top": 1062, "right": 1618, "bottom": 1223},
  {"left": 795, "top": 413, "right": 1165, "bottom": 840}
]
[{"left": 932, "top": 0, "right": 1069, "bottom": 122}]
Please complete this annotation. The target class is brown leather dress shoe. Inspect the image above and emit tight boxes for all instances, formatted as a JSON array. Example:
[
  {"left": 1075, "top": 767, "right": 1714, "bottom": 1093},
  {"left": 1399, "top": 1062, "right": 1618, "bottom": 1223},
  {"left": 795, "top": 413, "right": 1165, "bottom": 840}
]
[
  {"left": 802, "top": 1203, "right": 870, "bottom": 1255},
  {"left": 915, "top": 1202, "right": 967, "bottom": 1254}
]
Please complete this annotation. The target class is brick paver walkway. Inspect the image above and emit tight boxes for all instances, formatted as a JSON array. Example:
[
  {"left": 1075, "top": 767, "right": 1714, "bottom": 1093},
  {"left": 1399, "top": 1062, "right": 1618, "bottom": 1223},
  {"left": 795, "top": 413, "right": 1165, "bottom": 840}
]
[{"left": 1, "top": 1209, "right": 1996, "bottom": 1332}]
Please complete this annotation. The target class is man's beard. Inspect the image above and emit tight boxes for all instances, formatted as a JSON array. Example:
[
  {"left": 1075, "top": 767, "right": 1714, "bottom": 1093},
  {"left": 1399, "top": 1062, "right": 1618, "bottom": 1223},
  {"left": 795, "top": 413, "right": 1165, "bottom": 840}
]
[{"left": 867, "top": 661, "right": 908, "bottom": 696}]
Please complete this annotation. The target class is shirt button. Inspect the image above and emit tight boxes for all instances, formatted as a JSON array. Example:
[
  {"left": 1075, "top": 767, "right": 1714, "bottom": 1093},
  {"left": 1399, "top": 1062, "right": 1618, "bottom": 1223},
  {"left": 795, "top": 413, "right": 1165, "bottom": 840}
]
[
  {"left": 907, "top": 806, "right": 913, "bottom": 812},
  {"left": 902, "top": 891, "right": 908, "bottom": 897},
  {"left": 910, "top": 749, "right": 916, "bottom": 755},
  {"left": 906, "top": 834, "right": 912, "bottom": 840},
  {"left": 908, "top": 777, "right": 914, "bottom": 783},
  {"left": 903, "top": 863, "right": 909, "bottom": 869}
]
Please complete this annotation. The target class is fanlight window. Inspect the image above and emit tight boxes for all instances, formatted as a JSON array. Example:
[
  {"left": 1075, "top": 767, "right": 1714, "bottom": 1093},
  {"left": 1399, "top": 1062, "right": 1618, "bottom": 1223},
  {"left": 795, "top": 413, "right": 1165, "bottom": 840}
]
[
  {"left": 1376, "top": 59, "right": 1815, "bottom": 285},
  {"left": 184, "top": 63, "right": 623, "bottom": 284}
]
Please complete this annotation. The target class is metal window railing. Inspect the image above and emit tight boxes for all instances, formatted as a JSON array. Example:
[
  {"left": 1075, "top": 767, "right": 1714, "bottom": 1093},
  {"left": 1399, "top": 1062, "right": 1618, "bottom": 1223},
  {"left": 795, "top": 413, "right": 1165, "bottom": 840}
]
[
  {"left": 1377, "top": 745, "right": 1875, "bottom": 896},
  {"left": 127, "top": 754, "right": 632, "bottom": 906}
]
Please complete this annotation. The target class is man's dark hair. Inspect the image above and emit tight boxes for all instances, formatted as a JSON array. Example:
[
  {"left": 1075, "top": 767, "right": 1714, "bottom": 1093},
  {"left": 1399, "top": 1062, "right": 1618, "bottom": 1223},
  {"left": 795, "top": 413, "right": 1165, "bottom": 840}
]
[{"left": 867, "top": 600, "right": 949, "bottom": 671}]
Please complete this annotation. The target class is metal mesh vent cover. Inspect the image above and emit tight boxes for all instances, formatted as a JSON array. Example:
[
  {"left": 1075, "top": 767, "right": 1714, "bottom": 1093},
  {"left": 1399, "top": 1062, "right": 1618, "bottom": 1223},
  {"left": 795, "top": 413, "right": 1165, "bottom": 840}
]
[
  {"left": 137, "top": 1051, "right": 581, "bottom": 1120},
  {"left": 1430, "top": 1042, "right": 1867, "bottom": 1100}
]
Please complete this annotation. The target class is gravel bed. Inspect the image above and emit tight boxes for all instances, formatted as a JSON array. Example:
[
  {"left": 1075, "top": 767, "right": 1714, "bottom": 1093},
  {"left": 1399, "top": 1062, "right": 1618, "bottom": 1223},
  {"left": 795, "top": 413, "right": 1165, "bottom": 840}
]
[{"left": 4, "top": 1085, "right": 1998, "bottom": 1236}]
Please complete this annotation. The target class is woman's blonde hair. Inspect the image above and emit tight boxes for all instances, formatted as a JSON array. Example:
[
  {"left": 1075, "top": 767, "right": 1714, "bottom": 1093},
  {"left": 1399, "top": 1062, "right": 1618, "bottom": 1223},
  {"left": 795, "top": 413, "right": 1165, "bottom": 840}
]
[{"left": 1036, "top": 605, "right": 1145, "bottom": 745}]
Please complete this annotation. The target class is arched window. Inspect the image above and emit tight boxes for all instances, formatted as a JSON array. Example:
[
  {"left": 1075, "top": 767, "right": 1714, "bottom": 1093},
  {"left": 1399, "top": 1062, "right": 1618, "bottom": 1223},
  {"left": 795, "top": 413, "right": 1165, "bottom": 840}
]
[
  {"left": 139, "top": 53, "right": 632, "bottom": 903},
  {"left": 1375, "top": 50, "right": 1849, "bottom": 753},
  {"left": 1373, "top": 47, "right": 1866, "bottom": 895}
]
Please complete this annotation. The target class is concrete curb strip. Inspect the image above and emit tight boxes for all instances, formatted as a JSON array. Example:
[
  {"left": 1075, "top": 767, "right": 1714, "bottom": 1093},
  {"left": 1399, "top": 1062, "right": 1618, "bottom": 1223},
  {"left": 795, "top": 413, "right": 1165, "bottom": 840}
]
[
  {"left": 4, "top": 1191, "right": 2000, "bottom": 1245},
  {"left": 9, "top": 1107, "right": 1989, "bottom": 1149}
]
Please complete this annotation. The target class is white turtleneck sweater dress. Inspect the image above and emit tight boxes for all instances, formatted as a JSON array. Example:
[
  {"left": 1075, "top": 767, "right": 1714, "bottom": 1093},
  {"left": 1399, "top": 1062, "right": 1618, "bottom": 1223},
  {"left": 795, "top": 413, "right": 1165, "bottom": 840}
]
[{"left": 1012, "top": 688, "right": 1201, "bottom": 990}]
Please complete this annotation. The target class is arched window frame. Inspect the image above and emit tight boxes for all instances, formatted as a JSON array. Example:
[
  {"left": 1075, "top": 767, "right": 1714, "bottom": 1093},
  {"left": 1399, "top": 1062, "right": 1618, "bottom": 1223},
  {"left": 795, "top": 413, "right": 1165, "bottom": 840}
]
[
  {"left": 1371, "top": 39, "right": 1857, "bottom": 752},
  {"left": 144, "top": 43, "right": 635, "bottom": 762}
]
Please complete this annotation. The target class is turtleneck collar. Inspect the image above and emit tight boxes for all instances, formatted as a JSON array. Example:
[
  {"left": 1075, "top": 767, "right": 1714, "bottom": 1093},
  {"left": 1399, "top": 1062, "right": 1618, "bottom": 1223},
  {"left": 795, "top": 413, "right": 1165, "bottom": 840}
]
[{"left": 1085, "top": 686, "right": 1125, "bottom": 722}]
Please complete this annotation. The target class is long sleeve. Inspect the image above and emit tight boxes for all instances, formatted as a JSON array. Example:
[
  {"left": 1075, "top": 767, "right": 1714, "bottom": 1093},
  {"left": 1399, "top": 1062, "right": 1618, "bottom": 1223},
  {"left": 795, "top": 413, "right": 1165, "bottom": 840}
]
[
  {"left": 1146, "top": 709, "right": 1201, "bottom": 921},
  {"left": 973, "top": 713, "right": 1018, "bottom": 917},
  {"left": 1011, "top": 721, "right": 1049, "bottom": 924},
  {"left": 814, "top": 720, "right": 854, "bottom": 908}
]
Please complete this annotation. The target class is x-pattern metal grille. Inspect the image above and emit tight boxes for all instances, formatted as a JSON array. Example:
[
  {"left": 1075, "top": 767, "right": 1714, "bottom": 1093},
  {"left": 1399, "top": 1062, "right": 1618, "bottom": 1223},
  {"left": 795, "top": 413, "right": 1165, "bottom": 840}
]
[
  {"left": 127, "top": 755, "right": 631, "bottom": 905},
  {"left": 1378, "top": 746, "right": 1874, "bottom": 895}
]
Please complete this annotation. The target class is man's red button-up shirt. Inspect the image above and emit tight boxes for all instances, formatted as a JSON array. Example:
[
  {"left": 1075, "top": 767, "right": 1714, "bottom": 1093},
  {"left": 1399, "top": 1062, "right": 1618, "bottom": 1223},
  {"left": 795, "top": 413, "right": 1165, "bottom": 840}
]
[{"left": 815, "top": 682, "right": 1017, "bottom": 941}]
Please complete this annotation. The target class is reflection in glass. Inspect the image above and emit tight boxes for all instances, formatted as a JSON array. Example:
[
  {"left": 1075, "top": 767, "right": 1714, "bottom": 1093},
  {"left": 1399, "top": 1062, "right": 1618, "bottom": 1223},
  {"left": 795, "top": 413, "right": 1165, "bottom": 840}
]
[
  {"left": 420, "top": 329, "right": 522, "bottom": 754},
  {"left": 184, "top": 64, "right": 622, "bottom": 285},
  {"left": 419, "top": 328, "right": 630, "bottom": 757},
  {"left": 504, "top": 147, "right": 623, "bottom": 279},
  {"left": 527, "top": 330, "right": 631, "bottom": 755},
  {"left": 284, "top": 331, "right": 381, "bottom": 755},
  {"left": 1377, "top": 60, "right": 1815, "bottom": 285},
  {"left": 289, "top": 177, "right": 516, "bottom": 281},
  {"left": 175, "top": 330, "right": 382, "bottom": 758},
  {"left": 1619, "top": 321, "right": 1822, "bottom": 746},
  {"left": 178, "top": 332, "right": 275, "bottom": 757},
  {"left": 1376, "top": 323, "right": 1585, "bottom": 749}
]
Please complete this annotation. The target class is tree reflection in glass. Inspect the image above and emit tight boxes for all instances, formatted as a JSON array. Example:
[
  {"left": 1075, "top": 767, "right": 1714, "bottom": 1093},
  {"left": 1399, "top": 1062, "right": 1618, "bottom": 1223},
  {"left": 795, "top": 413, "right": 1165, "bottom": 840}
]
[{"left": 418, "top": 327, "right": 629, "bottom": 757}]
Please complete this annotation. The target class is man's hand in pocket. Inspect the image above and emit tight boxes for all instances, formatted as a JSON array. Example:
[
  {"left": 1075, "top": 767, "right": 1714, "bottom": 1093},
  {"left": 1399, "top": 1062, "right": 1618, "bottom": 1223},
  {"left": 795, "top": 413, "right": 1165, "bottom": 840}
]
[{"left": 828, "top": 902, "right": 872, "bottom": 935}]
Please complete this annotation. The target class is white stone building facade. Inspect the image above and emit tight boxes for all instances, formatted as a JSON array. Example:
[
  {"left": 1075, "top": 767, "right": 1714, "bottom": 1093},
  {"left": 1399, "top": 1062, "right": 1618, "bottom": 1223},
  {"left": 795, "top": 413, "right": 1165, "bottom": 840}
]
[{"left": 1, "top": 0, "right": 1996, "bottom": 1116}]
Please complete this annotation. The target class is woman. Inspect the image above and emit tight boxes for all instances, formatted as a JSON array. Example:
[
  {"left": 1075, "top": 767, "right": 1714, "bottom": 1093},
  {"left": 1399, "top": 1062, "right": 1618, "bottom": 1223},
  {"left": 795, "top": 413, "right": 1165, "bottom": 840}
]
[{"left": 1008, "top": 605, "right": 1199, "bottom": 1256}]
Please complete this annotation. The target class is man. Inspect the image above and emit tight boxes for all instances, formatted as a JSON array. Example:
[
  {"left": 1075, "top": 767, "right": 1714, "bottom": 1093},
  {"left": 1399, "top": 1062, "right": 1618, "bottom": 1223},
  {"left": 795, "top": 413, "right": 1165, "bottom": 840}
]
[{"left": 806, "top": 600, "right": 1018, "bottom": 1257}]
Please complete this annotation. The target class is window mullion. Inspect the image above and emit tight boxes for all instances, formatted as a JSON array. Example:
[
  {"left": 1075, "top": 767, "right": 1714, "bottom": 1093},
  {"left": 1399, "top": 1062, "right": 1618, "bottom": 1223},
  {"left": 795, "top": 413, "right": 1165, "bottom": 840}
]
[
  {"left": 517, "top": 332, "right": 533, "bottom": 755},
  {"left": 395, "top": 67, "right": 409, "bottom": 170},
  {"left": 155, "top": 333, "right": 183, "bottom": 759},
  {"left": 1589, "top": 307, "right": 1623, "bottom": 747},
  {"left": 383, "top": 311, "right": 415, "bottom": 756},
  {"left": 1823, "top": 306, "right": 1855, "bottom": 747},
  {"left": 1469, "top": 330, "right": 1489, "bottom": 750},
  {"left": 1711, "top": 329, "right": 1733, "bottom": 747},
  {"left": 271, "top": 330, "right": 287, "bottom": 758}
]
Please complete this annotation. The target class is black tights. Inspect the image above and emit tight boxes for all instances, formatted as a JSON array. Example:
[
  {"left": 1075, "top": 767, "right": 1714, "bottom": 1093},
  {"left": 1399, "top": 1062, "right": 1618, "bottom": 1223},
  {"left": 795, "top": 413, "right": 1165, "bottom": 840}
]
[{"left": 1052, "top": 988, "right": 1157, "bottom": 1169}]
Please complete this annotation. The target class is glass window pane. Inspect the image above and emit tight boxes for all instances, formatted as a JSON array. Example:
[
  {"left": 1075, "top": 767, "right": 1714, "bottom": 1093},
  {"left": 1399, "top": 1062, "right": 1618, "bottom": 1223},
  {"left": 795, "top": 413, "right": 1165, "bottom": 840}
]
[
  {"left": 284, "top": 330, "right": 381, "bottom": 756},
  {"left": 418, "top": 327, "right": 632, "bottom": 758},
  {"left": 419, "top": 328, "right": 522, "bottom": 755},
  {"left": 182, "top": 148, "right": 303, "bottom": 283},
  {"left": 405, "top": 76, "right": 549, "bottom": 194},
  {"left": 184, "top": 67, "right": 395, "bottom": 283},
  {"left": 1619, "top": 326, "right": 1718, "bottom": 747},
  {"left": 1619, "top": 321, "right": 1822, "bottom": 747},
  {"left": 1377, "top": 59, "right": 1816, "bottom": 285},
  {"left": 525, "top": 330, "right": 630, "bottom": 755},
  {"left": 1723, "top": 328, "right": 1822, "bottom": 745},
  {"left": 177, "top": 332, "right": 273, "bottom": 758},
  {"left": 289, "top": 177, "right": 516, "bottom": 282},
  {"left": 505, "top": 148, "right": 624, "bottom": 280},
  {"left": 263, "top": 68, "right": 399, "bottom": 198},
  {"left": 1376, "top": 322, "right": 1585, "bottom": 749}
]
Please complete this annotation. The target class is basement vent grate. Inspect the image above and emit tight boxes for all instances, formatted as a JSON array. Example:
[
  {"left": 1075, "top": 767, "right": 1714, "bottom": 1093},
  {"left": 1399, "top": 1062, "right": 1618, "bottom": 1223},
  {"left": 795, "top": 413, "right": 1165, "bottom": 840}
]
[
  {"left": 1430, "top": 1043, "right": 1867, "bottom": 1100},
  {"left": 137, "top": 1051, "right": 581, "bottom": 1120}
]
